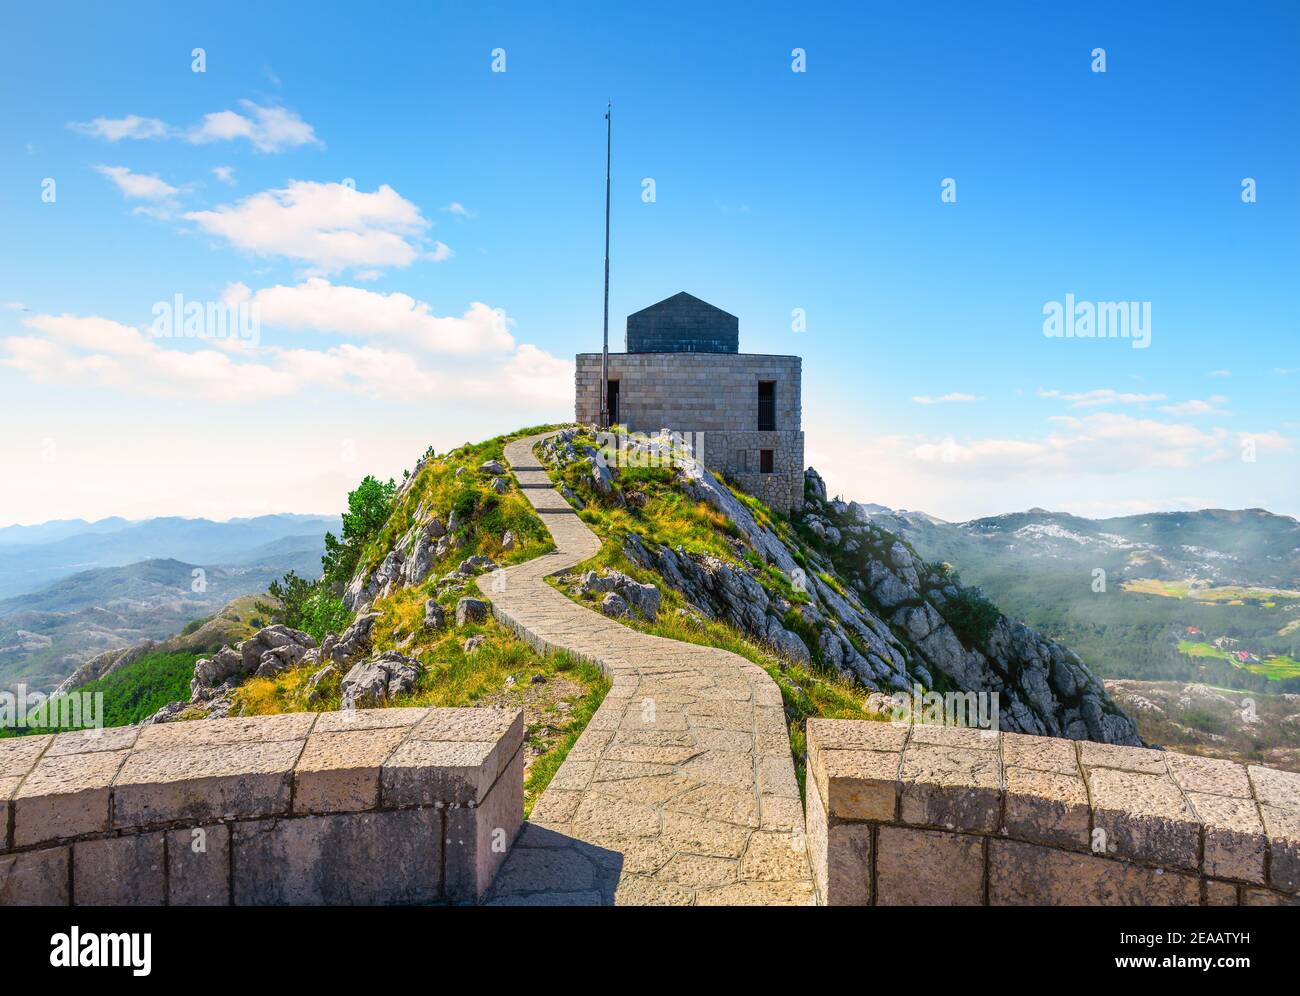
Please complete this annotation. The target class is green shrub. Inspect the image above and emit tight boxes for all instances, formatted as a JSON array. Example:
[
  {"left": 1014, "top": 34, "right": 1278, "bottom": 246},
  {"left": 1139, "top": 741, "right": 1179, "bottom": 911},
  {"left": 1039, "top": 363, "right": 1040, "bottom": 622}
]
[
  {"left": 322, "top": 474, "right": 397, "bottom": 585},
  {"left": 942, "top": 587, "right": 1002, "bottom": 649}
]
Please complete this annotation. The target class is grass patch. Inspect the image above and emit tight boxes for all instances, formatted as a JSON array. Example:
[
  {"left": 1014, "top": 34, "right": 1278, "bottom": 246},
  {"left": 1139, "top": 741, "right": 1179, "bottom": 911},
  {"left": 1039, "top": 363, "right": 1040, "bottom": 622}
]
[
  {"left": 1, "top": 650, "right": 202, "bottom": 737},
  {"left": 232, "top": 615, "right": 608, "bottom": 813}
]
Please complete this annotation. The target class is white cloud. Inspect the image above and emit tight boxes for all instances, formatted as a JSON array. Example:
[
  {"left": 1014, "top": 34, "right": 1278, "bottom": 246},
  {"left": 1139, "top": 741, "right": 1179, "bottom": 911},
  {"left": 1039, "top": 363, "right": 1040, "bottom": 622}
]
[
  {"left": 68, "top": 115, "right": 167, "bottom": 141},
  {"left": 1038, "top": 388, "right": 1166, "bottom": 408},
  {"left": 1208, "top": 369, "right": 1231, "bottom": 378},
  {"left": 1160, "top": 396, "right": 1230, "bottom": 416},
  {"left": 442, "top": 201, "right": 474, "bottom": 218},
  {"left": 184, "top": 181, "right": 434, "bottom": 273},
  {"left": 2, "top": 302, "right": 570, "bottom": 409},
  {"left": 224, "top": 278, "right": 514, "bottom": 354},
  {"left": 911, "top": 392, "right": 983, "bottom": 404},
  {"left": 69, "top": 103, "right": 319, "bottom": 153},
  {"left": 185, "top": 101, "right": 321, "bottom": 152},
  {"left": 4, "top": 314, "right": 295, "bottom": 402},
  {"left": 211, "top": 165, "right": 236, "bottom": 185},
  {"left": 94, "top": 165, "right": 179, "bottom": 201},
  {"left": 904, "top": 412, "right": 1288, "bottom": 477}
]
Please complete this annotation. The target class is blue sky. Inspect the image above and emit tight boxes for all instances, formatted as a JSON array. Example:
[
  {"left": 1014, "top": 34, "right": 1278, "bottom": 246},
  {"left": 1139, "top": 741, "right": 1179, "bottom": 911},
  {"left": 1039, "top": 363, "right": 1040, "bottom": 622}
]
[{"left": 1, "top": 0, "right": 1296, "bottom": 524}]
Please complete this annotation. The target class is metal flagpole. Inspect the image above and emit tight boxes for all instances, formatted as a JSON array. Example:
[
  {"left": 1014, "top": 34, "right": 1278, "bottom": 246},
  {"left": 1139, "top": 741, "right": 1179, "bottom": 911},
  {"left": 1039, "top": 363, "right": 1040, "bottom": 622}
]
[{"left": 601, "top": 101, "right": 611, "bottom": 429}]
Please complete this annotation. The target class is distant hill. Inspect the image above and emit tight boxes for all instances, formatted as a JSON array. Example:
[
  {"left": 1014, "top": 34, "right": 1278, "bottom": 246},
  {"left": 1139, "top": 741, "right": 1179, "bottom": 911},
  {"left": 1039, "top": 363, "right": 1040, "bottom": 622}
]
[
  {"left": 0, "top": 517, "right": 133, "bottom": 545},
  {"left": 0, "top": 530, "right": 327, "bottom": 692},
  {"left": 0, "top": 513, "right": 340, "bottom": 599},
  {"left": 860, "top": 504, "right": 1300, "bottom": 691}
]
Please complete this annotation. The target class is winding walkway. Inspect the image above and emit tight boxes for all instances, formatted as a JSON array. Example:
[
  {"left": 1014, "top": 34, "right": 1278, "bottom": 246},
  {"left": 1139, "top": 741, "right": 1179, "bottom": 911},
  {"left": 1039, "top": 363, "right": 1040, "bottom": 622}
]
[{"left": 481, "top": 431, "right": 815, "bottom": 905}]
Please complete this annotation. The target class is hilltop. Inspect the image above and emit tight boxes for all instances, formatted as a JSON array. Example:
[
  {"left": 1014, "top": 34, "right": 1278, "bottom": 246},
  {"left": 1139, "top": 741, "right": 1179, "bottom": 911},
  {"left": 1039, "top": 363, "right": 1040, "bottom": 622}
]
[{"left": 33, "top": 424, "right": 1146, "bottom": 818}]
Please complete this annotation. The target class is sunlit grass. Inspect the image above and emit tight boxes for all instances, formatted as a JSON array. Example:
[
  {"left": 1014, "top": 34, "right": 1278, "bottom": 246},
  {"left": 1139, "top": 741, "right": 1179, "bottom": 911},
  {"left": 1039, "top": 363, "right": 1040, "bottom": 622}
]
[{"left": 232, "top": 615, "right": 609, "bottom": 810}]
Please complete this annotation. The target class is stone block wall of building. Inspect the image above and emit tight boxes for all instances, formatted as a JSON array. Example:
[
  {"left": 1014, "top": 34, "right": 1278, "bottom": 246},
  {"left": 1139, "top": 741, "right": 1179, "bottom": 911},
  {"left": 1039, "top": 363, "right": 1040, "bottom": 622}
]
[
  {"left": 0, "top": 707, "right": 524, "bottom": 906},
  {"left": 804, "top": 718, "right": 1300, "bottom": 906},
  {"left": 575, "top": 351, "right": 804, "bottom": 512},
  {"left": 705, "top": 429, "right": 805, "bottom": 512}
]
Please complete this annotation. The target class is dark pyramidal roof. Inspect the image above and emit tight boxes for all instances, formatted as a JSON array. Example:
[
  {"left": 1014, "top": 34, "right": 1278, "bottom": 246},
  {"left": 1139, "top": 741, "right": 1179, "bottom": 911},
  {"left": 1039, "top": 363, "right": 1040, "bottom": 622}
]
[{"left": 626, "top": 292, "right": 739, "bottom": 354}]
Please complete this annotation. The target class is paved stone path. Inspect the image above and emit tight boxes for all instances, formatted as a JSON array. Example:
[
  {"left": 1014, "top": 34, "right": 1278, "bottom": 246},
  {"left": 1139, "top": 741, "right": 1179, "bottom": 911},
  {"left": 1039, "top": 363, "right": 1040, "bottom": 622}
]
[{"left": 481, "top": 431, "right": 816, "bottom": 905}]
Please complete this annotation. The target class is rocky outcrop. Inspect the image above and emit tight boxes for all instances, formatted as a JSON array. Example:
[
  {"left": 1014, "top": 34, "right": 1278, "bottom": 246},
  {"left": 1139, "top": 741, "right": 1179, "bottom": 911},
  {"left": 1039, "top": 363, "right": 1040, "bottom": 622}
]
[
  {"left": 320, "top": 611, "right": 381, "bottom": 668},
  {"left": 455, "top": 597, "right": 490, "bottom": 626},
  {"left": 340, "top": 651, "right": 422, "bottom": 710},
  {"left": 798, "top": 466, "right": 1140, "bottom": 745},
  {"left": 53, "top": 641, "right": 161, "bottom": 696},
  {"left": 579, "top": 569, "right": 661, "bottom": 621},
  {"left": 539, "top": 429, "right": 1139, "bottom": 746},
  {"left": 190, "top": 625, "right": 317, "bottom": 699}
]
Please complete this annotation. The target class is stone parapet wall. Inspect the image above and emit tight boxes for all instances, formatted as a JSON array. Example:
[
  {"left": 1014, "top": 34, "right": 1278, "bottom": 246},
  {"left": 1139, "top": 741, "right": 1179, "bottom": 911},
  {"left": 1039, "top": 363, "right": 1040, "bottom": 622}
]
[
  {"left": 804, "top": 719, "right": 1300, "bottom": 906},
  {"left": 0, "top": 707, "right": 524, "bottom": 906}
]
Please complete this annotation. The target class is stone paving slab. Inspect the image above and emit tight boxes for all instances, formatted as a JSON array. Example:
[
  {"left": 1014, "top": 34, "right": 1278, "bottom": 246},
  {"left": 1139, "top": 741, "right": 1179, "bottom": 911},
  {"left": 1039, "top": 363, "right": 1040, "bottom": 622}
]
[{"left": 482, "top": 431, "right": 814, "bottom": 906}]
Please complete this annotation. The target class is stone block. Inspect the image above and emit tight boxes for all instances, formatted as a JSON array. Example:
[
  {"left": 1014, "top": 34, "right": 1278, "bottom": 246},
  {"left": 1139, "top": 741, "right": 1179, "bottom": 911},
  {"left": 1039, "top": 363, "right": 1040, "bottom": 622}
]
[
  {"left": 232, "top": 809, "right": 442, "bottom": 905},
  {"left": 445, "top": 748, "right": 526, "bottom": 902},
  {"left": 1189, "top": 792, "right": 1265, "bottom": 884},
  {"left": 0, "top": 734, "right": 52, "bottom": 778},
  {"left": 1003, "top": 766, "right": 1090, "bottom": 849},
  {"left": 907, "top": 724, "right": 999, "bottom": 751},
  {"left": 1249, "top": 764, "right": 1300, "bottom": 811},
  {"left": 815, "top": 749, "right": 899, "bottom": 822},
  {"left": 135, "top": 713, "right": 315, "bottom": 751},
  {"left": 0, "top": 845, "right": 69, "bottom": 905},
  {"left": 1258, "top": 805, "right": 1300, "bottom": 893},
  {"left": 805, "top": 770, "right": 829, "bottom": 903},
  {"left": 988, "top": 839, "right": 1200, "bottom": 905},
  {"left": 46, "top": 726, "right": 140, "bottom": 756},
  {"left": 113, "top": 740, "right": 302, "bottom": 827},
  {"left": 900, "top": 743, "right": 1002, "bottom": 832},
  {"left": 1204, "top": 880, "right": 1238, "bottom": 906},
  {"left": 73, "top": 832, "right": 165, "bottom": 905},
  {"left": 1242, "top": 887, "right": 1300, "bottom": 906},
  {"left": 13, "top": 749, "right": 128, "bottom": 846},
  {"left": 312, "top": 707, "right": 429, "bottom": 733},
  {"left": 167, "top": 824, "right": 230, "bottom": 905},
  {"left": 1079, "top": 741, "right": 1167, "bottom": 774},
  {"left": 382, "top": 739, "right": 500, "bottom": 807},
  {"left": 1086, "top": 767, "right": 1200, "bottom": 869},
  {"left": 808, "top": 718, "right": 908, "bottom": 753},
  {"left": 1001, "top": 732, "right": 1078, "bottom": 774},
  {"left": 821, "top": 821, "right": 872, "bottom": 906},
  {"left": 875, "top": 826, "right": 984, "bottom": 906},
  {"left": 293, "top": 726, "right": 410, "bottom": 814},
  {"left": 1166, "top": 752, "right": 1251, "bottom": 797}
]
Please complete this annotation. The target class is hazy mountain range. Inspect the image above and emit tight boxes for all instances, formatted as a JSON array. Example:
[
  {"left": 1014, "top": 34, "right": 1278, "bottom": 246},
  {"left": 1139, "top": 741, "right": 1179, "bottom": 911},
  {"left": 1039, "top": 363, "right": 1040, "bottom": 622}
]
[
  {"left": 861, "top": 504, "right": 1300, "bottom": 691},
  {"left": 0, "top": 514, "right": 340, "bottom": 600},
  {"left": 0, "top": 514, "right": 338, "bottom": 692}
]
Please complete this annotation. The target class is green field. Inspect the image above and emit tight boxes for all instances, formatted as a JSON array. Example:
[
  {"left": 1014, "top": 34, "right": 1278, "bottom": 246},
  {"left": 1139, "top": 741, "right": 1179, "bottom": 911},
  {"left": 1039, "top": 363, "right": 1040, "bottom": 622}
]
[
  {"left": 1178, "top": 639, "right": 1300, "bottom": 681},
  {"left": 1124, "top": 578, "right": 1300, "bottom": 607},
  {"left": 0, "top": 650, "right": 201, "bottom": 738}
]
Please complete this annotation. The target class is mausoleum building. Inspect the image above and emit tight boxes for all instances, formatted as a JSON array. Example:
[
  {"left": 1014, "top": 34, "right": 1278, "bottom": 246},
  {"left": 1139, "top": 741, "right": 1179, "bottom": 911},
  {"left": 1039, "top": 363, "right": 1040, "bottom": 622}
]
[{"left": 575, "top": 292, "right": 804, "bottom": 512}]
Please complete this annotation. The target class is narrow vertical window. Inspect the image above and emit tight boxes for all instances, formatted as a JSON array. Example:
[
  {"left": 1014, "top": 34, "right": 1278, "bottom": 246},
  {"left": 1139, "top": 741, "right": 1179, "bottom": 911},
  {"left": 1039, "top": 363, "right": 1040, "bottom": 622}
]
[
  {"left": 758, "top": 381, "right": 776, "bottom": 431},
  {"left": 760, "top": 449, "right": 775, "bottom": 474}
]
